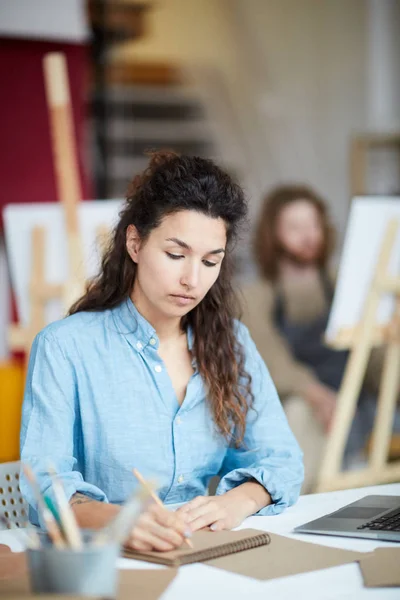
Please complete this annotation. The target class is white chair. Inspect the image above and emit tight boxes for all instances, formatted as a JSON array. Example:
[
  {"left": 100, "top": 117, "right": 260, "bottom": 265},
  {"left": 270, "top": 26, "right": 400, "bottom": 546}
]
[{"left": 0, "top": 460, "right": 28, "bottom": 529}]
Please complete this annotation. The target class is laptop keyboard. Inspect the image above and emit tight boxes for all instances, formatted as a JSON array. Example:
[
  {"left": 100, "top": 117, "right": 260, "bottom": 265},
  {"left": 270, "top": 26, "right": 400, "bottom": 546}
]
[{"left": 357, "top": 507, "right": 400, "bottom": 531}]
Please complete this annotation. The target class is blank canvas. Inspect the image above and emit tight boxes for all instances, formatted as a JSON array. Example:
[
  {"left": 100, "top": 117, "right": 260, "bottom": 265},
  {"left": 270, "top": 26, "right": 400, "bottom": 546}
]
[
  {"left": 326, "top": 197, "right": 400, "bottom": 343},
  {"left": 3, "top": 200, "right": 123, "bottom": 327}
]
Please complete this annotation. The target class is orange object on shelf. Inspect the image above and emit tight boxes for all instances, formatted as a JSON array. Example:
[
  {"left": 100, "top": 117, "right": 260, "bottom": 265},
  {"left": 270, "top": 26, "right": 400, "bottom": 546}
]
[{"left": 0, "top": 361, "right": 25, "bottom": 463}]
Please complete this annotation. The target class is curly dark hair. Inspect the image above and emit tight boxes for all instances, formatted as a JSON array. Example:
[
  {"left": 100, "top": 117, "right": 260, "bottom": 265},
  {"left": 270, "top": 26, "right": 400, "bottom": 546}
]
[
  {"left": 69, "top": 151, "right": 253, "bottom": 445},
  {"left": 253, "top": 184, "right": 335, "bottom": 281}
]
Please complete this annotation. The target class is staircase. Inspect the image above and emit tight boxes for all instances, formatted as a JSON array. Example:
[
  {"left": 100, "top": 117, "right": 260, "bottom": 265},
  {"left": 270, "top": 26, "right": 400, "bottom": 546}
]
[{"left": 101, "top": 82, "right": 216, "bottom": 198}]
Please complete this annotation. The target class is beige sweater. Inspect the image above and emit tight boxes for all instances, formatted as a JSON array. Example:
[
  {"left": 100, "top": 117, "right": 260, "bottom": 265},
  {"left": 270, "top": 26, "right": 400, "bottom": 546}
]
[{"left": 239, "top": 275, "right": 383, "bottom": 400}]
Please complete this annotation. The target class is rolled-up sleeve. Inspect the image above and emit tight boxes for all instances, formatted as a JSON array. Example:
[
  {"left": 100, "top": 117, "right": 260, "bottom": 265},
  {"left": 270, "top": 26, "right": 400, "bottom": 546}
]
[
  {"left": 216, "top": 323, "right": 304, "bottom": 515},
  {"left": 20, "top": 330, "right": 107, "bottom": 528}
]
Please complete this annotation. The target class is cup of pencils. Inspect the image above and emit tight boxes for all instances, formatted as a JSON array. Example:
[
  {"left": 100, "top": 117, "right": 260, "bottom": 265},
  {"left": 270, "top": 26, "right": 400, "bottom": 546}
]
[
  {"left": 27, "top": 530, "right": 120, "bottom": 598},
  {"left": 22, "top": 464, "right": 130, "bottom": 598},
  {"left": 22, "top": 464, "right": 167, "bottom": 597}
]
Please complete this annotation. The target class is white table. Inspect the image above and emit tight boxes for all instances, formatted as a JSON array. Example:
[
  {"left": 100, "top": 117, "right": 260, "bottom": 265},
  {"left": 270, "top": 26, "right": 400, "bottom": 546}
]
[{"left": 1, "top": 483, "right": 399, "bottom": 600}]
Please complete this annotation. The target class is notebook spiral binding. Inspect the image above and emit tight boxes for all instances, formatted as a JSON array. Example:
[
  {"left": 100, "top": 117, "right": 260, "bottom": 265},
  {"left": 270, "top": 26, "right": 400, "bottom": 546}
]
[{"left": 181, "top": 532, "right": 271, "bottom": 565}]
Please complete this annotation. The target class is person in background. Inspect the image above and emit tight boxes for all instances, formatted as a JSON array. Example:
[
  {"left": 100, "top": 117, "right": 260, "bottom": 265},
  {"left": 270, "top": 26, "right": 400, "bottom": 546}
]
[
  {"left": 20, "top": 154, "right": 303, "bottom": 552},
  {"left": 241, "top": 185, "right": 379, "bottom": 492}
]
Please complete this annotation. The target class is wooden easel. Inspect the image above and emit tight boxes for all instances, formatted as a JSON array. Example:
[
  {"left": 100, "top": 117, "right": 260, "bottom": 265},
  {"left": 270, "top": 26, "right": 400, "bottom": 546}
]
[
  {"left": 8, "top": 53, "right": 110, "bottom": 363},
  {"left": 316, "top": 219, "right": 400, "bottom": 492},
  {"left": 43, "top": 53, "right": 87, "bottom": 312},
  {"left": 8, "top": 227, "right": 63, "bottom": 357}
]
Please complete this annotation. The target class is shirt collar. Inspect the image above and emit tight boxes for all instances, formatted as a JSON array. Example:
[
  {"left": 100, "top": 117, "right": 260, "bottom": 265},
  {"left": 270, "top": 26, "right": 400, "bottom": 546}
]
[
  {"left": 111, "top": 297, "right": 195, "bottom": 355},
  {"left": 111, "top": 297, "right": 158, "bottom": 351}
]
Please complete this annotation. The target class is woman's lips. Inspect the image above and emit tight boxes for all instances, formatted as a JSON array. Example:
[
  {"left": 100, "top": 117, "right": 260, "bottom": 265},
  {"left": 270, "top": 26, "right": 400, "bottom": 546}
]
[{"left": 169, "top": 294, "right": 196, "bottom": 306}]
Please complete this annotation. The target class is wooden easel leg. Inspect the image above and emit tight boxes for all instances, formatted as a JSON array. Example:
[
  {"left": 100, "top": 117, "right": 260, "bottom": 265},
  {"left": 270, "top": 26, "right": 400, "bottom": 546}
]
[
  {"left": 316, "top": 220, "right": 399, "bottom": 492},
  {"left": 43, "top": 54, "right": 86, "bottom": 314},
  {"left": 29, "top": 228, "right": 46, "bottom": 327},
  {"left": 9, "top": 227, "right": 48, "bottom": 369},
  {"left": 370, "top": 293, "right": 400, "bottom": 472},
  {"left": 369, "top": 340, "right": 400, "bottom": 470},
  {"left": 25, "top": 227, "right": 47, "bottom": 367},
  {"left": 315, "top": 343, "right": 371, "bottom": 491}
]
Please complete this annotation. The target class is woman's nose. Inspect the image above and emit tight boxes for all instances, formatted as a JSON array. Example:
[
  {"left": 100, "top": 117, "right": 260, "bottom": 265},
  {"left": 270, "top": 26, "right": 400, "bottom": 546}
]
[{"left": 180, "top": 262, "right": 199, "bottom": 289}]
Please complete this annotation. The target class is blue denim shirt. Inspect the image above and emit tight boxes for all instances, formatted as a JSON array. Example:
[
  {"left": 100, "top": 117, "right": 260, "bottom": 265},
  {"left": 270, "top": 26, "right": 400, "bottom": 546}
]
[{"left": 20, "top": 298, "right": 303, "bottom": 526}]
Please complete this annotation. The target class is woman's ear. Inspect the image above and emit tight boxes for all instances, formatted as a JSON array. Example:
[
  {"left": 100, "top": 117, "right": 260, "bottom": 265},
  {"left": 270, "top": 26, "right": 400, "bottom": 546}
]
[{"left": 126, "top": 224, "right": 141, "bottom": 263}]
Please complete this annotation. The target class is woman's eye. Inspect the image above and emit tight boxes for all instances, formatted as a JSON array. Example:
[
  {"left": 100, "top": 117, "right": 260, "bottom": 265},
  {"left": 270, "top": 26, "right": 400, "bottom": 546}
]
[
  {"left": 203, "top": 260, "right": 218, "bottom": 268},
  {"left": 166, "top": 252, "right": 184, "bottom": 260}
]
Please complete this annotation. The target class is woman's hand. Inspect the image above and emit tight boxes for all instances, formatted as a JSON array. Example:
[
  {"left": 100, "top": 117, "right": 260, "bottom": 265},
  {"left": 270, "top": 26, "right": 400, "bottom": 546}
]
[
  {"left": 176, "top": 482, "right": 271, "bottom": 532},
  {"left": 126, "top": 503, "right": 191, "bottom": 552}
]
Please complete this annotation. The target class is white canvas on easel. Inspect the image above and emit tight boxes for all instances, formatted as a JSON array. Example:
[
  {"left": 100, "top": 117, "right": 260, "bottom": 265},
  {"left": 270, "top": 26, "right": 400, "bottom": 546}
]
[
  {"left": 326, "top": 197, "right": 400, "bottom": 348},
  {"left": 317, "top": 196, "right": 400, "bottom": 492},
  {"left": 3, "top": 200, "right": 123, "bottom": 328}
]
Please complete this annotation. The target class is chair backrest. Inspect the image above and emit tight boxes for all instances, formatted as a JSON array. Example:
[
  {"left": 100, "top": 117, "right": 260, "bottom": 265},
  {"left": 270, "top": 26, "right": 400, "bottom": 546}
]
[{"left": 0, "top": 460, "right": 28, "bottom": 528}]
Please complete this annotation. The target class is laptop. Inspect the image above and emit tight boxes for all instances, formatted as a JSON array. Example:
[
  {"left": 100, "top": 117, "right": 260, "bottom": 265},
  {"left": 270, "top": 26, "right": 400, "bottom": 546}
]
[{"left": 294, "top": 495, "right": 400, "bottom": 542}]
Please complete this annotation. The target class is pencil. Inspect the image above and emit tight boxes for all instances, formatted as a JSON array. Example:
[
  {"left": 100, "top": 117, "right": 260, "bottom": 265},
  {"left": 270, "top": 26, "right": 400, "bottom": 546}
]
[
  {"left": 132, "top": 468, "right": 193, "bottom": 549},
  {"left": 22, "top": 464, "right": 65, "bottom": 549}
]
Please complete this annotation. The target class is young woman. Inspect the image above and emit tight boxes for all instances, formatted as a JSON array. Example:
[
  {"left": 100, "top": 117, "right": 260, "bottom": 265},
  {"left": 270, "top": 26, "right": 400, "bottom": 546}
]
[
  {"left": 20, "top": 153, "right": 303, "bottom": 552},
  {"left": 241, "top": 185, "right": 383, "bottom": 491}
]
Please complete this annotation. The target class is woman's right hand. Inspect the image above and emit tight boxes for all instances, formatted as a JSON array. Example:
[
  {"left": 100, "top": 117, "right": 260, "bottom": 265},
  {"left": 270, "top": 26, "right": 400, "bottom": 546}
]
[
  {"left": 304, "top": 381, "right": 337, "bottom": 433},
  {"left": 126, "top": 503, "right": 191, "bottom": 552}
]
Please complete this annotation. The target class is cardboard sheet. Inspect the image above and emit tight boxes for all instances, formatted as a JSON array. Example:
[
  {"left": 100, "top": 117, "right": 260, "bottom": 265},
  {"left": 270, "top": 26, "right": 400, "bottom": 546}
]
[
  {"left": 359, "top": 547, "right": 400, "bottom": 588},
  {"left": 206, "top": 533, "right": 368, "bottom": 580}
]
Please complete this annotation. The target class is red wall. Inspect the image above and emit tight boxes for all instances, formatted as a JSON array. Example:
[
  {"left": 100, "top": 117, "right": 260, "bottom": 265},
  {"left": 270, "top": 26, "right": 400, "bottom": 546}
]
[{"left": 0, "top": 38, "right": 93, "bottom": 228}]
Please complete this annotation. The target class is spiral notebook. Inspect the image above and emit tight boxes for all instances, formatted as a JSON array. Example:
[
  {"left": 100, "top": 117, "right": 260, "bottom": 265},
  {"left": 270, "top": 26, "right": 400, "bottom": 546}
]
[{"left": 123, "top": 528, "right": 271, "bottom": 566}]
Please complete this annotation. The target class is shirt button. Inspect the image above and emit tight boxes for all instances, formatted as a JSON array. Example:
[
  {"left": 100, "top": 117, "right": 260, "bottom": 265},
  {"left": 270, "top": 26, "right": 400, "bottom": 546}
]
[
  {"left": 177, "top": 475, "right": 184, "bottom": 483},
  {"left": 154, "top": 365, "right": 162, "bottom": 373},
  {"left": 149, "top": 338, "right": 156, "bottom": 346},
  {"left": 176, "top": 416, "right": 182, "bottom": 425},
  {"left": 136, "top": 341, "right": 143, "bottom": 350}
]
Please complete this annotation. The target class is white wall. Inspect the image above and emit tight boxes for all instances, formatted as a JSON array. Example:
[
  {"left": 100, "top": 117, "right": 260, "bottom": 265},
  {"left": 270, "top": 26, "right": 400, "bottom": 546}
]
[
  {"left": 367, "top": 0, "right": 400, "bottom": 131},
  {"left": 0, "top": 0, "right": 88, "bottom": 42},
  {"left": 366, "top": 0, "right": 400, "bottom": 195},
  {"left": 118, "top": 0, "right": 369, "bottom": 246},
  {"left": 229, "top": 0, "right": 368, "bottom": 243}
]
